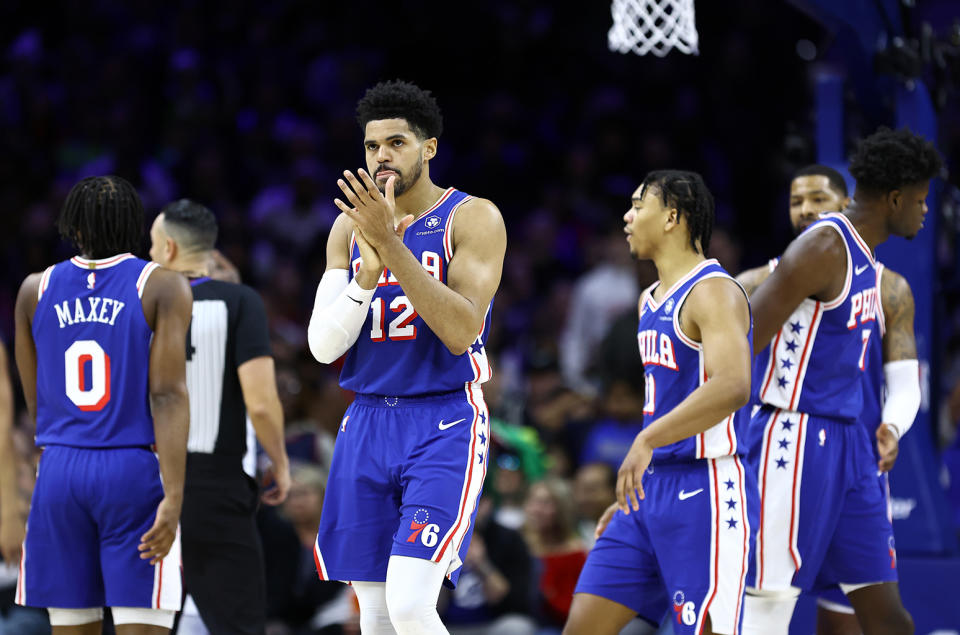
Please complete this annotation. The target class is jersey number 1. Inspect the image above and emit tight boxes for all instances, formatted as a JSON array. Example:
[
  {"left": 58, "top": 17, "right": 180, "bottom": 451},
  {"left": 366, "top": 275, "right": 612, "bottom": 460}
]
[{"left": 64, "top": 340, "right": 111, "bottom": 411}]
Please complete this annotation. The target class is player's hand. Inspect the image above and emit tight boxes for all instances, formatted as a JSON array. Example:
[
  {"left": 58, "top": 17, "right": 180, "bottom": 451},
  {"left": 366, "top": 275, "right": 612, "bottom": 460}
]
[
  {"left": 353, "top": 228, "right": 383, "bottom": 290},
  {"left": 261, "top": 461, "right": 291, "bottom": 506},
  {"left": 334, "top": 169, "right": 413, "bottom": 251},
  {"left": 139, "top": 496, "right": 181, "bottom": 565},
  {"left": 617, "top": 434, "right": 653, "bottom": 514},
  {"left": 594, "top": 502, "right": 619, "bottom": 540},
  {"left": 0, "top": 511, "right": 25, "bottom": 564},
  {"left": 877, "top": 423, "right": 900, "bottom": 472}
]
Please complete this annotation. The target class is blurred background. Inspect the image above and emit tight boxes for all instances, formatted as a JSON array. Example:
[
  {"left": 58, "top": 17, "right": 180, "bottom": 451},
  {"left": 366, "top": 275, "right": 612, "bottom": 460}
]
[{"left": 1, "top": 1, "right": 959, "bottom": 633}]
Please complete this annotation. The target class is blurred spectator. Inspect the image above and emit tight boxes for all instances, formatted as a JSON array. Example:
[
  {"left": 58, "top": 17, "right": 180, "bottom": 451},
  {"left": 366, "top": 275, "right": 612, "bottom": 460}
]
[
  {"left": 259, "top": 463, "right": 351, "bottom": 635},
  {"left": 574, "top": 378, "right": 645, "bottom": 471},
  {"left": 522, "top": 478, "right": 587, "bottom": 631},
  {"left": 491, "top": 452, "right": 529, "bottom": 531},
  {"left": 572, "top": 462, "right": 617, "bottom": 549},
  {"left": 559, "top": 229, "right": 640, "bottom": 394},
  {"left": 441, "top": 496, "right": 537, "bottom": 635}
]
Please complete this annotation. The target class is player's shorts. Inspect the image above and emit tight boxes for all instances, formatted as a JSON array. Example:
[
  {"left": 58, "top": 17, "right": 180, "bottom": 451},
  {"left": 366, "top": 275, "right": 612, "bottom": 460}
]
[
  {"left": 816, "top": 470, "right": 892, "bottom": 612},
  {"left": 574, "top": 456, "right": 756, "bottom": 634},
  {"left": 16, "top": 445, "right": 182, "bottom": 610},
  {"left": 314, "top": 383, "right": 489, "bottom": 587},
  {"left": 746, "top": 405, "right": 897, "bottom": 592}
]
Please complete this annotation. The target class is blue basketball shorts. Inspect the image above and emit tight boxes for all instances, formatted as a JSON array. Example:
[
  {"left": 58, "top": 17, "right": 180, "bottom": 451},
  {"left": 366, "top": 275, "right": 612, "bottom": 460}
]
[
  {"left": 314, "top": 383, "right": 489, "bottom": 587},
  {"left": 816, "top": 471, "right": 893, "bottom": 610},
  {"left": 575, "top": 456, "right": 757, "bottom": 634},
  {"left": 745, "top": 406, "right": 897, "bottom": 592},
  {"left": 16, "top": 445, "right": 182, "bottom": 610}
]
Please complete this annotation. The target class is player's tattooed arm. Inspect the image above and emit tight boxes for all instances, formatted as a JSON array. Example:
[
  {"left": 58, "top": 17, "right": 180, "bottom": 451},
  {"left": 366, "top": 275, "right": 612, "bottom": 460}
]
[
  {"left": 735, "top": 265, "right": 771, "bottom": 297},
  {"left": 880, "top": 268, "right": 917, "bottom": 363},
  {"left": 749, "top": 226, "right": 846, "bottom": 353}
]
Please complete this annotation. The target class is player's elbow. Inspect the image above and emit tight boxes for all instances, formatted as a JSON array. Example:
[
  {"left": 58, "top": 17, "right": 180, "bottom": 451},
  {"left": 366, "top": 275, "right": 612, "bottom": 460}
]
[
  {"left": 307, "top": 317, "right": 348, "bottom": 364},
  {"left": 724, "top": 375, "right": 751, "bottom": 411},
  {"left": 150, "top": 383, "right": 189, "bottom": 414}
]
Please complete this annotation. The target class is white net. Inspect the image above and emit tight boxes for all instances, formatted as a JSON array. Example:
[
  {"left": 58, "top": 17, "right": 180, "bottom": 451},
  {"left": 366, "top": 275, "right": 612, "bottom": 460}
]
[{"left": 608, "top": 0, "right": 699, "bottom": 57}]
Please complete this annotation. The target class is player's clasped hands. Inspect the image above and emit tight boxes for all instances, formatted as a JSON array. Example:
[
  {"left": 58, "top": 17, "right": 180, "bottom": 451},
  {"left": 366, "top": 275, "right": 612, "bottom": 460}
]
[
  {"left": 334, "top": 169, "right": 414, "bottom": 250},
  {"left": 616, "top": 434, "right": 654, "bottom": 514},
  {"left": 138, "top": 496, "right": 181, "bottom": 565}
]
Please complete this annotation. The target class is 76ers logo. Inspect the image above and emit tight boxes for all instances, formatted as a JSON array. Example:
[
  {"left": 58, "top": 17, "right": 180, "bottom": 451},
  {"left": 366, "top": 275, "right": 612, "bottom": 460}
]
[
  {"left": 406, "top": 508, "right": 441, "bottom": 548},
  {"left": 424, "top": 215, "right": 441, "bottom": 229},
  {"left": 672, "top": 590, "right": 696, "bottom": 626}
]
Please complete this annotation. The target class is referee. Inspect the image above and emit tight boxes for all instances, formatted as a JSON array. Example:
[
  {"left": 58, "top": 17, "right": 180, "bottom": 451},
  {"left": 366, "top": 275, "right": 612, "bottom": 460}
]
[{"left": 149, "top": 199, "right": 291, "bottom": 635}]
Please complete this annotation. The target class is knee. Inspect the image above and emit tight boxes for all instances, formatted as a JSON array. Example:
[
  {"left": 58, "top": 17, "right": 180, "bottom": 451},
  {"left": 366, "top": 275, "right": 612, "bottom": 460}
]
[
  {"left": 384, "top": 587, "right": 437, "bottom": 632},
  {"left": 874, "top": 606, "right": 914, "bottom": 635}
]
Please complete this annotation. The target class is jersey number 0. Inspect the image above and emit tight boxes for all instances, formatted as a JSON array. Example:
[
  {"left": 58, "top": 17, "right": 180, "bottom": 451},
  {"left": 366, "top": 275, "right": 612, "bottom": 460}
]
[{"left": 64, "top": 340, "right": 111, "bottom": 411}]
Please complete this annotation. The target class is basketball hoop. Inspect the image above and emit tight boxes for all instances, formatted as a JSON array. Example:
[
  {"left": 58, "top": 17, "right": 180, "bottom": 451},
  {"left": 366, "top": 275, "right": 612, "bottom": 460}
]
[{"left": 608, "top": 0, "right": 699, "bottom": 57}]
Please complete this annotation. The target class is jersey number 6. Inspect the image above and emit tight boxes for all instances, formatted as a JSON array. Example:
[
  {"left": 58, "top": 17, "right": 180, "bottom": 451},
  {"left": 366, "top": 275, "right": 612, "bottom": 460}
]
[{"left": 64, "top": 340, "right": 111, "bottom": 411}]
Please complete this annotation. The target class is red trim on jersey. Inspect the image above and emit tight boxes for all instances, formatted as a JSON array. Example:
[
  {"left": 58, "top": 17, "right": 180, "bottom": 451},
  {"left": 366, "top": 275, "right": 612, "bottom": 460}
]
[
  {"left": 756, "top": 408, "right": 781, "bottom": 589},
  {"left": 155, "top": 560, "right": 163, "bottom": 608},
  {"left": 698, "top": 459, "right": 721, "bottom": 635},
  {"left": 314, "top": 545, "right": 326, "bottom": 581},
  {"left": 759, "top": 329, "right": 783, "bottom": 400},
  {"left": 789, "top": 302, "right": 821, "bottom": 409},
  {"left": 17, "top": 544, "right": 24, "bottom": 604},
  {"left": 726, "top": 413, "right": 735, "bottom": 456},
  {"left": 435, "top": 387, "right": 481, "bottom": 563},
  {"left": 646, "top": 259, "right": 718, "bottom": 311},
  {"left": 416, "top": 187, "right": 455, "bottom": 223},
  {"left": 787, "top": 415, "right": 806, "bottom": 569},
  {"left": 70, "top": 253, "right": 135, "bottom": 269},
  {"left": 734, "top": 456, "right": 749, "bottom": 633},
  {"left": 826, "top": 213, "right": 876, "bottom": 266},
  {"left": 136, "top": 262, "right": 160, "bottom": 297}
]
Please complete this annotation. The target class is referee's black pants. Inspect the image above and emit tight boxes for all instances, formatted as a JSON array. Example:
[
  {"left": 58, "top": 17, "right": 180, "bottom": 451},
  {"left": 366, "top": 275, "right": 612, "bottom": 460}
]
[{"left": 180, "top": 453, "right": 266, "bottom": 635}]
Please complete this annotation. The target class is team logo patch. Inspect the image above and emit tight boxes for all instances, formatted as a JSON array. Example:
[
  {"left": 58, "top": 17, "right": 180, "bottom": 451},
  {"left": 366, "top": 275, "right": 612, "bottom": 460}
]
[
  {"left": 673, "top": 590, "right": 685, "bottom": 606},
  {"left": 672, "top": 591, "right": 696, "bottom": 626},
  {"left": 663, "top": 298, "right": 675, "bottom": 315},
  {"left": 818, "top": 428, "right": 826, "bottom": 446},
  {"left": 888, "top": 535, "right": 897, "bottom": 569},
  {"left": 425, "top": 215, "right": 441, "bottom": 229},
  {"left": 86, "top": 272, "right": 96, "bottom": 290},
  {"left": 406, "top": 508, "right": 441, "bottom": 547}
]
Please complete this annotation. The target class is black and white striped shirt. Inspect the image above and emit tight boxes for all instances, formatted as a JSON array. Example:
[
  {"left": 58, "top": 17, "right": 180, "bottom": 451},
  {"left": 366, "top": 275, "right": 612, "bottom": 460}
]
[{"left": 185, "top": 278, "right": 271, "bottom": 467}]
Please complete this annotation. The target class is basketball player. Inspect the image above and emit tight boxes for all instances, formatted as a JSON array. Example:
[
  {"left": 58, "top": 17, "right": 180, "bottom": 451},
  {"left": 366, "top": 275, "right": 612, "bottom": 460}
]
[
  {"left": 741, "top": 128, "right": 941, "bottom": 635},
  {"left": 148, "top": 199, "right": 291, "bottom": 634},
  {"left": 564, "top": 171, "right": 756, "bottom": 635},
  {"left": 738, "top": 165, "right": 921, "bottom": 635},
  {"left": 12, "top": 175, "right": 192, "bottom": 633},
  {"left": 0, "top": 338, "right": 20, "bottom": 564},
  {"left": 306, "top": 80, "right": 506, "bottom": 634}
]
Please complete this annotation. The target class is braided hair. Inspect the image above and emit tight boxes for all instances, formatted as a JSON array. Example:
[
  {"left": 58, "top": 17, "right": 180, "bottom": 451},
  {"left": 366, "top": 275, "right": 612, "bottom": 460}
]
[
  {"left": 849, "top": 127, "right": 942, "bottom": 195},
  {"left": 356, "top": 80, "right": 443, "bottom": 140},
  {"left": 640, "top": 170, "right": 714, "bottom": 255},
  {"left": 58, "top": 176, "right": 144, "bottom": 259}
]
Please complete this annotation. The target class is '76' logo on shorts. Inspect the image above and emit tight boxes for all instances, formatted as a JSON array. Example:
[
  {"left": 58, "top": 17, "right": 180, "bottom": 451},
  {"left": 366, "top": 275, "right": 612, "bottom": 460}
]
[{"left": 406, "top": 508, "right": 441, "bottom": 547}]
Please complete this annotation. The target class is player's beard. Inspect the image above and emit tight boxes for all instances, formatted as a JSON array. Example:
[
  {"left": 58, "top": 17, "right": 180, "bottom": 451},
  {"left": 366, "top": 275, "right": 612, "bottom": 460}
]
[{"left": 377, "top": 155, "right": 423, "bottom": 197}]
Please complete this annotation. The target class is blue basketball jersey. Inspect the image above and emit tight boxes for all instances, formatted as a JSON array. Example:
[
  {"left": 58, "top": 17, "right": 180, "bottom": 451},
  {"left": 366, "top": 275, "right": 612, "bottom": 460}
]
[
  {"left": 33, "top": 254, "right": 159, "bottom": 448},
  {"left": 339, "top": 188, "right": 493, "bottom": 396},
  {"left": 638, "top": 259, "right": 753, "bottom": 464},
  {"left": 754, "top": 213, "right": 879, "bottom": 423}
]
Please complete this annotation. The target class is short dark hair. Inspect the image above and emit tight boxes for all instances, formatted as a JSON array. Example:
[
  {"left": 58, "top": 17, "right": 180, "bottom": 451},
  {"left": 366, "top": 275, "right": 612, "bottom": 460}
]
[
  {"left": 849, "top": 127, "right": 942, "bottom": 195},
  {"left": 160, "top": 199, "right": 218, "bottom": 253},
  {"left": 640, "top": 170, "right": 715, "bottom": 255},
  {"left": 356, "top": 80, "right": 443, "bottom": 140},
  {"left": 58, "top": 176, "right": 144, "bottom": 259},
  {"left": 794, "top": 164, "right": 849, "bottom": 197}
]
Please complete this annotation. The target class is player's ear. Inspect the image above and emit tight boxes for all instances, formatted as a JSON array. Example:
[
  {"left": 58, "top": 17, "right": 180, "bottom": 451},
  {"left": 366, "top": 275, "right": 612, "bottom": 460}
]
[
  {"left": 886, "top": 188, "right": 902, "bottom": 213},
  {"left": 165, "top": 237, "right": 178, "bottom": 263},
  {"left": 665, "top": 208, "right": 680, "bottom": 231},
  {"left": 422, "top": 138, "right": 437, "bottom": 161},
  {"left": 841, "top": 196, "right": 851, "bottom": 209}
]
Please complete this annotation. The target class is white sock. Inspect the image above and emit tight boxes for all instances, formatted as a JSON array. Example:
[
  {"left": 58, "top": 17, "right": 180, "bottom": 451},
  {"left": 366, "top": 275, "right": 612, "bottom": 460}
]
[
  {"left": 741, "top": 587, "right": 800, "bottom": 635},
  {"left": 385, "top": 555, "right": 450, "bottom": 635},
  {"left": 353, "top": 581, "right": 396, "bottom": 635}
]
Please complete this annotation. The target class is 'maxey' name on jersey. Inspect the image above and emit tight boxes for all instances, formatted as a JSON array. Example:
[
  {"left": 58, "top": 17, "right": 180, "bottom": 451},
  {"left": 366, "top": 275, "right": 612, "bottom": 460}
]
[
  {"left": 638, "top": 329, "right": 679, "bottom": 370},
  {"left": 54, "top": 297, "right": 126, "bottom": 329},
  {"left": 846, "top": 287, "right": 879, "bottom": 330}
]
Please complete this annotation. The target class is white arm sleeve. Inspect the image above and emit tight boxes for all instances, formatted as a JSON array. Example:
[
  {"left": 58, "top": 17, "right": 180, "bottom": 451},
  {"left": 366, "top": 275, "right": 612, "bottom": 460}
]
[
  {"left": 882, "top": 359, "right": 921, "bottom": 439},
  {"left": 307, "top": 269, "right": 375, "bottom": 364}
]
